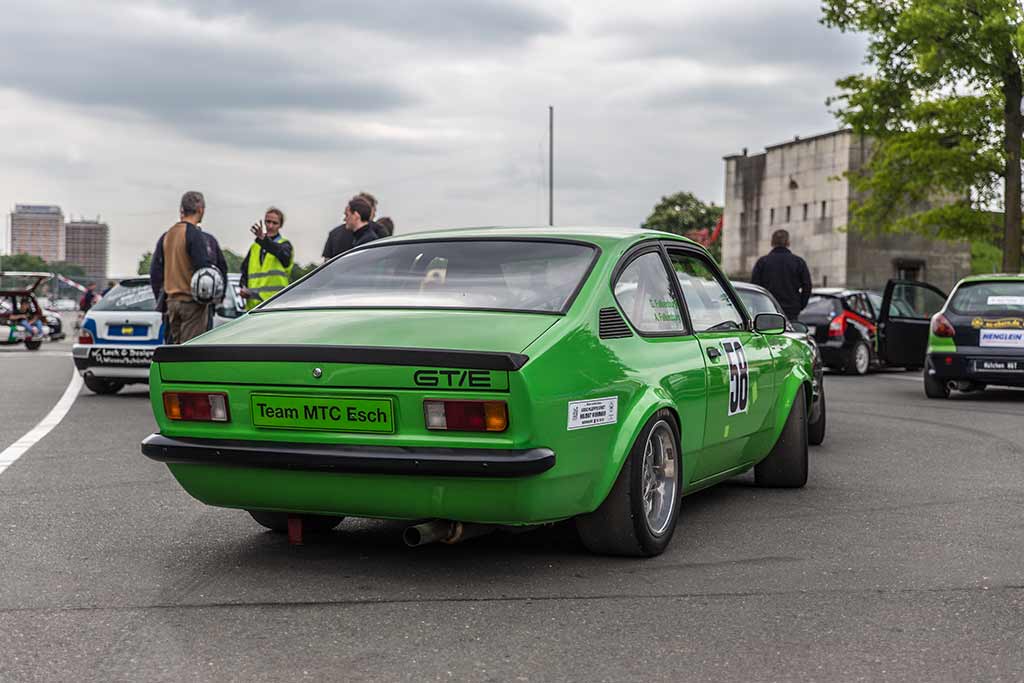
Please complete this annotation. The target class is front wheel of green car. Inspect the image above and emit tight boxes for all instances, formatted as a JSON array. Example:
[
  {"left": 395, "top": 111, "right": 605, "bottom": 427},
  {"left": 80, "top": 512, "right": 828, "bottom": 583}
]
[
  {"left": 755, "top": 386, "right": 808, "bottom": 488},
  {"left": 247, "top": 510, "right": 344, "bottom": 533},
  {"left": 576, "top": 410, "right": 682, "bottom": 557}
]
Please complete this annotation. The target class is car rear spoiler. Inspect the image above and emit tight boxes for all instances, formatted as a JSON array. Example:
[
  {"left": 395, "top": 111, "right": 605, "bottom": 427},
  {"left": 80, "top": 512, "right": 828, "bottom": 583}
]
[{"left": 152, "top": 344, "right": 529, "bottom": 371}]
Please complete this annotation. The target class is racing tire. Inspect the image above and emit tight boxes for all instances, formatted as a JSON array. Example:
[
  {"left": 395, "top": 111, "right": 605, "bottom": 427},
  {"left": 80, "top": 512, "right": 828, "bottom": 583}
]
[
  {"left": 922, "top": 365, "right": 950, "bottom": 399},
  {"left": 807, "top": 391, "right": 826, "bottom": 446},
  {"left": 84, "top": 376, "right": 124, "bottom": 395},
  {"left": 843, "top": 341, "right": 871, "bottom": 375},
  {"left": 24, "top": 340, "right": 42, "bottom": 351},
  {"left": 575, "top": 409, "right": 682, "bottom": 557},
  {"left": 755, "top": 386, "right": 808, "bottom": 488},
  {"left": 247, "top": 510, "right": 344, "bottom": 533}
]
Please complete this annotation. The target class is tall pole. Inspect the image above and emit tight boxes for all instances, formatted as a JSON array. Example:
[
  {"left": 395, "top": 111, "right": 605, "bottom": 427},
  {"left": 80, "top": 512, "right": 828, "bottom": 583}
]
[{"left": 548, "top": 105, "right": 554, "bottom": 226}]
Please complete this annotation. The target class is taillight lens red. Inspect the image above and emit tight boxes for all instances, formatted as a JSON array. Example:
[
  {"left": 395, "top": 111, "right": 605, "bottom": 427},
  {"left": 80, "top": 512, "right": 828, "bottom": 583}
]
[
  {"left": 163, "top": 392, "right": 230, "bottom": 422},
  {"left": 78, "top": 329, "right": 94, "bottom": 344},
  {"left": 423, "top": 400, "right": 508, "bottom": 432},
  {"left": 828, "top": 313, "right": 846, "bottom": 338},
  {"left": 931, "top": 314, "right": 955, "bottom": 338}
]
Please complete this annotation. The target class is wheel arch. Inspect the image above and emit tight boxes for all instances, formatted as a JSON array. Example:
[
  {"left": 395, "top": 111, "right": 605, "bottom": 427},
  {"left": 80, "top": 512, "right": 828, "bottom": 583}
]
[
  {"left": 766, "top": 363, "right": 813, "bottom": 453},
  {"left": 581, "top": 388, "right": 684, "bottom": 514}
]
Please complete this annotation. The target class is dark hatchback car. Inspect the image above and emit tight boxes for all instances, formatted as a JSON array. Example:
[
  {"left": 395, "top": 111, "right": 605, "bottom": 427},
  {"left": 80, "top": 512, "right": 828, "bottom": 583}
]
[
  {"left": 797, "top": 282, "right": 947, "bottom": 375},
  {"left": 734, "top": 282, "right": 826, "bottom": 445}
]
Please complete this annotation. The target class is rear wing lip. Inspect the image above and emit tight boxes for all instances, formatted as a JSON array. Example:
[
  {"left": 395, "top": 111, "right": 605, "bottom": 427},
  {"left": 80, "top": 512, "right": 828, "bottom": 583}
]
[{"left": 152, "top": 344, "right": 529, "bottom": 371}]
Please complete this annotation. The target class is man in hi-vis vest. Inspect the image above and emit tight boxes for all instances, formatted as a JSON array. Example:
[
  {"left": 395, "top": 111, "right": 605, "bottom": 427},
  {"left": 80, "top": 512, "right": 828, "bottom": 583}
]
[{"left": 240, "top": 207, "right": 293, "bottom": 311}]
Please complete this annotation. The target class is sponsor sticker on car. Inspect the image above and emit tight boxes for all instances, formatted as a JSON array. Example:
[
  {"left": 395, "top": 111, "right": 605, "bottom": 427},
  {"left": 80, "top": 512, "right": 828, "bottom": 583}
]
[
  {"left": 567, "top": 397, "right": 618, "bottom": 430},
  {"left": 89, "top": 347, "right": 154, "bottom": 366},
  {"left": 979, "top": 329, "right": 1024, "bottom": 348}
]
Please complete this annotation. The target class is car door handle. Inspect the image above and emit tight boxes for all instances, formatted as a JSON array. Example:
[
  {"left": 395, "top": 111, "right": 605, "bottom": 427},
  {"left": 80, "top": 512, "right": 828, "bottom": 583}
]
[{"left": 706, "top": 347, "right": 721, "bottom": 360}]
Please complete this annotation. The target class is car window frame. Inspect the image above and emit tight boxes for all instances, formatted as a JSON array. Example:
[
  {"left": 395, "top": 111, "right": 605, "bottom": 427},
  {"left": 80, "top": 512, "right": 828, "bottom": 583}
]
[
  {"left": 609, "top": 242, "right": 691, "bottom": 337},
  {"left": 661, "top": 242, "right": 751, "bottom": 333}
]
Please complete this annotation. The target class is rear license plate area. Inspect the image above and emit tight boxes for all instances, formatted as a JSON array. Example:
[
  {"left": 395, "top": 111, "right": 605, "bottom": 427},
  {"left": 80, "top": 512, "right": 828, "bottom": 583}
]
[
  {"left": 108, "top": 325, "right": 149, "bottom": 337},
  {"left": 251, "top": 393, "right": 394, "bottom": 433},
  {"left": 89, "top": 347, "right": 154, "bottom": 366},
  {"left": 972, "top": 359, "right": 1023, "bottom": 373}
]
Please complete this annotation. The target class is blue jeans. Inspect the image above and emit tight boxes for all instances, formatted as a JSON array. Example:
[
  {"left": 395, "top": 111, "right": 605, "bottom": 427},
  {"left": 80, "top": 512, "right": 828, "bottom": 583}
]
[{"left": 19, "top": 320, "right": 43, "bottom": 337}]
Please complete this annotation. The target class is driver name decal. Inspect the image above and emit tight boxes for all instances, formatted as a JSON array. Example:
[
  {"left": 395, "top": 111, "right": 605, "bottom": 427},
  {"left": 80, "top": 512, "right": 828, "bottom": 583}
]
[
  {"left": 568, "top": 397, "right": 618, "bottom": 430},
  {"left": 722, "top": 338, "right": 749, "bottom": 416}
]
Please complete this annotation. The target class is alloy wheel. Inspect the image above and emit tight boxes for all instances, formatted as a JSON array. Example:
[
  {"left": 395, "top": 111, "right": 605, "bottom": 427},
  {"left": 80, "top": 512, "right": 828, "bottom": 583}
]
[{"left": 640, "top": 420, "right": 679, "bottom": 535}]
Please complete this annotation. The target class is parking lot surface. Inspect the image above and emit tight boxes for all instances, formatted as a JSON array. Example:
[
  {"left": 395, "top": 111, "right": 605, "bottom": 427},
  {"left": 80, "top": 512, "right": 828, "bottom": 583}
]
[{"left": 1, "top": 344, "right": 1022, "bottom": 681}]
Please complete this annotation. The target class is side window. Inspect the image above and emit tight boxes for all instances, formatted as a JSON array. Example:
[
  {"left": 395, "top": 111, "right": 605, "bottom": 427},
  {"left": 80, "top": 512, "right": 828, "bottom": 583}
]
[
  {"left": 889, "top": 283, "right": 945, "bottom": 319},
  {"left": 613, "top": 251, "right": 686, "bottom": 334},
  {"left": 668, "top": 252, "right": 744, "bottom": 332},
  {"left": 845, "top": 294, "right": 871, "bottom": 319}
]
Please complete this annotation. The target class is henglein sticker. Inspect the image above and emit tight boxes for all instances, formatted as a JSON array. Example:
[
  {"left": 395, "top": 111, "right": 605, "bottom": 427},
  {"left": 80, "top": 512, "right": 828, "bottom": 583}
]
[{"left": 568, "top": 397, "right": 618, "bottom": 430}]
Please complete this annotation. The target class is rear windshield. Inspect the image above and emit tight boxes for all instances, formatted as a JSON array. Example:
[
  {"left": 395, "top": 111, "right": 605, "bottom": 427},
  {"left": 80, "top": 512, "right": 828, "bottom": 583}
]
[
  {"left": 264, "top": 240, "right": 597, "bottom": 314},
  {"left": 949, "top": 281, "right": 1024, "bottom": 315},
  {"left": 92, "top": 283, "right": 155, "bottom": 312},
  {"left": 736, "top": 289, "right": 780, "bottom": 317},
  {"left": 802, "top": 295, "right": 841, "bottom": 317}
]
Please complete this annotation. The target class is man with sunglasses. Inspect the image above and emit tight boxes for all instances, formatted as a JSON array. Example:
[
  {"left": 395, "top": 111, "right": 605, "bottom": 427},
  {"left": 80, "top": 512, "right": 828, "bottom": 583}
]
[{"left": 240, "top": 206, "right": 294, "bottom": 311}]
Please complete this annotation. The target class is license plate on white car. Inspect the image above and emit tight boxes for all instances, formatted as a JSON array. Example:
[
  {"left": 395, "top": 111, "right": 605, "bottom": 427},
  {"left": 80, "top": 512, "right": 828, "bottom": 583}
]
[{"left": 973, "top": 359, "right": 1023, "bottom": 373}]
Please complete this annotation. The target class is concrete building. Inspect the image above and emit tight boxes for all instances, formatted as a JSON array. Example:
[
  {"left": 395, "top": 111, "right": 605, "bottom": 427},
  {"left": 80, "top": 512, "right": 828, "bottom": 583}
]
[
  {"left": 722, "top": 130, "right": 970, "bottom": 293},
  {"left": 65, "top": 219, "right": 110, "bottom": 279},
  {"left": 10, "top": 204, "right": 65, "bottom": 262}
]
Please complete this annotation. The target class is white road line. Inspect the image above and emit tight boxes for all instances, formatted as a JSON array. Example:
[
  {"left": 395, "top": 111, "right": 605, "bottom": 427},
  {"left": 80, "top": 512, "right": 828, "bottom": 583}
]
[{"left": 0, "top": 371, "right": 83, "bottom": 477}]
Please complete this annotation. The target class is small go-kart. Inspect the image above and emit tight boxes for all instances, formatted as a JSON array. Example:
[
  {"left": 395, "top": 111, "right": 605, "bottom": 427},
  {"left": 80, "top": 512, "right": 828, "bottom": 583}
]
[{"left": 0, "top": 271, "right": 64, "bottom": 351}]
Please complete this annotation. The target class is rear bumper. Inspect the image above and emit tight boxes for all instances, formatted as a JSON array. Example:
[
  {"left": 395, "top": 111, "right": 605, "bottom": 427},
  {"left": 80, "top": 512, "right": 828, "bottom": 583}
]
[
  {"left": 141, "top": 433, "right": 556, "bottom": 478},
  {"left": 926, "top": 352, "right": 1024, "bottom": 387},
  {"left": 73, "top": 344, "right": 153, "bottom": 380}
]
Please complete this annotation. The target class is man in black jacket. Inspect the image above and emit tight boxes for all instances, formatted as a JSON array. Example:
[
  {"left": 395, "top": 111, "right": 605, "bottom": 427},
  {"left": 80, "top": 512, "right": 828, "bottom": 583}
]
[{"left": 751, "top": 229, "right": 813, "bottom": 320}]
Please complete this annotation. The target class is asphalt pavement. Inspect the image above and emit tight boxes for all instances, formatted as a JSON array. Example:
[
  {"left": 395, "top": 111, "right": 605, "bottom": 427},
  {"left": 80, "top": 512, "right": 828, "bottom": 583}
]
[{"left": 1, "top": 341, "right": 1022, "bottom": 681}]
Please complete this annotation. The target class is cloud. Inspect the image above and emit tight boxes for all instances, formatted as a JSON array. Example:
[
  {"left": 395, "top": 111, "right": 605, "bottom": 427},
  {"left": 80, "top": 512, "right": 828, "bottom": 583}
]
[
  {"left": 159, "top": 0, "right": 568, "bottom": 47},
  {"left": 600, "top": 3, "right": 865, "bottom": 69},
  {"left": 0, "top": 2, "right": 415, "bottom": 152}
]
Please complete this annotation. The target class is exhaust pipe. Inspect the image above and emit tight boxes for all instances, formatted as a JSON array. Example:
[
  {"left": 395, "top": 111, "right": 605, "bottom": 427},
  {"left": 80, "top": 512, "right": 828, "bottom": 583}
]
[
  {"left": 402, "top": 520, "right": 496, "bottom": 547},
  {"left": 946, "top": 381, "right": 957, "bottom": 391}
]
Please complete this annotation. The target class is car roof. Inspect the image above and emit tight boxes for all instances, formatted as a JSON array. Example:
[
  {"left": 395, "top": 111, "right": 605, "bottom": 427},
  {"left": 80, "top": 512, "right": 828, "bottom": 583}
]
[
  {"left": 732, "top": 281, "right": 770, "bottom": 295},
  {"left": 957, "top": 273, "right": 1024, "bottom": 284},
  {"left": 368, "top": 226, "right": 699, "bottom": 250}
]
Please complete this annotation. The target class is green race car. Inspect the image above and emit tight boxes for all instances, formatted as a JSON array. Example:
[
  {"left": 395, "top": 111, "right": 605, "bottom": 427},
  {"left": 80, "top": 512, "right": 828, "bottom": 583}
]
[{"left": 142, "top": 227, "right": 815, "bottom": 556}]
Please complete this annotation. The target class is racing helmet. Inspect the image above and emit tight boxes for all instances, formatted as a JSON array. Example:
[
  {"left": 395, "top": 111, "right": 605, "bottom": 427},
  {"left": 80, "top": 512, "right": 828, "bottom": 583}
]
[{"left": 190, "top": 267, "right": 225, "bottom": 304}]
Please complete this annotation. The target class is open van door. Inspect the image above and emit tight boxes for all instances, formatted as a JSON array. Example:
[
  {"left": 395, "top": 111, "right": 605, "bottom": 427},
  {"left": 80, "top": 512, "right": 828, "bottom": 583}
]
[{"left": 877, "top": 279, "right": 947, "bottom": 368}]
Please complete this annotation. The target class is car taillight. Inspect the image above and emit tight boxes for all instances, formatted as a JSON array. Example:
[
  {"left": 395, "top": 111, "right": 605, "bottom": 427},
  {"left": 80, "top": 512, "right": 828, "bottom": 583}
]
[
  {"left": 828, "top": 313, "right": 846, "bottom": 338},
  {"left": 163, "top": 392, "right": 230, "bottom": 422},
  {"left": 78, "top": 329, "right": 94, "bottom": 344},
  {"left": 931, "top": 314, "right": 956, "bottom": 338},
  {"left": 423, "top": 400, "right": 508, "bottom": 432}
]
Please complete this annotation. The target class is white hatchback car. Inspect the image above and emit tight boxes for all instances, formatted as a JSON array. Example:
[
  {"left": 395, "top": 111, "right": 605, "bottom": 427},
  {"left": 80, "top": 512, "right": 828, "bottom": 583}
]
[{"left": 72, "top": 275, "right": 244, "bottom": 394}]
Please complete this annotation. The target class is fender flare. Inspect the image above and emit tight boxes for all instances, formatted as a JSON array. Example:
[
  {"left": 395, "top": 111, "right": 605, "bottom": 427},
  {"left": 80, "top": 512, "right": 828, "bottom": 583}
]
[
  {"left": 581, "top": 386, "right": 682, "bottom": 513},
  {"left": 767, "top": 364, "right": 813, "bottom": 450}
]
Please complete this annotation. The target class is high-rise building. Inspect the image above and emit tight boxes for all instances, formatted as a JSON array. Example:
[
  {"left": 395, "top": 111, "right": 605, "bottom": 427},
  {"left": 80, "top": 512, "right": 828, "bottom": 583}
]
[
  {"left": 65, "top": 219, "right": 110, "bottom": 278},
  {"left": 10, "top": 204, "right": 65, "bottom": 262}
]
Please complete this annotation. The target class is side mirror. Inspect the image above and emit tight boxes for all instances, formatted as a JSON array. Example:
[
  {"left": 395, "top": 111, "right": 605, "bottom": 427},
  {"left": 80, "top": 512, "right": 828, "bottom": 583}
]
[
  {"left": 789, "top": 321, "right": 809, "bottom": 334},
  {"left": 754, "top": 312, "right": 787, "bottom": 334}
]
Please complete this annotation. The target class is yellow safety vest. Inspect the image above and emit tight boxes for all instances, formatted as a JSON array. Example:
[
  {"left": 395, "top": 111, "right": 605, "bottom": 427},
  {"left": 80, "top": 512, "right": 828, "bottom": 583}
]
[{"left": 245, "top": 237, "right": 293, "bottom": 310}]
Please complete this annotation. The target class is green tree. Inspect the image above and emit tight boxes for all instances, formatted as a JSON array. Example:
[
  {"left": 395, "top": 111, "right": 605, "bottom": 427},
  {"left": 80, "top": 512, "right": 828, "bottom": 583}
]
[
  {"left": 137, "top": 251, "right": 152, "bottom": 275},
  {"left": 223, "top": 248, "right": 244, "bottom": 273},
  {"left": 0, "top": 253, "right": 49, "bottom": 272},
  {"left": 642, "top": 192, "right": 723, "bottom": 260},
  {"left": 290, "top": 262, "right": 319, "bottom": 282},
  {"left": 823, "top": 0, "right": 1024, "bottom": 272}
]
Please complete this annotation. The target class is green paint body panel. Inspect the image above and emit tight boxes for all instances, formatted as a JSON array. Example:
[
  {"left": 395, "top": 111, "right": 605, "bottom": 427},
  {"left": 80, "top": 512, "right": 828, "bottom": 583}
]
[{"left": 148, "top": 227, "right": 815, "bottom": 525}]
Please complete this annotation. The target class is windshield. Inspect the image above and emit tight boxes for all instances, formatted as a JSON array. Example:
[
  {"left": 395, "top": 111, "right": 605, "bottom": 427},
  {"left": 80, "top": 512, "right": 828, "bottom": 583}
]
[
  {"left": 949, "top": 281, "right": 1024, "bottom": 315},
  {"left": 737, "top": 289, "right": 780, "bottom": 317},
  {"left": 265, "top": 240, "right": 597, "bottom": 314},
  {"left": 92, "top": 283, "right": 155, "bottom": 312}
]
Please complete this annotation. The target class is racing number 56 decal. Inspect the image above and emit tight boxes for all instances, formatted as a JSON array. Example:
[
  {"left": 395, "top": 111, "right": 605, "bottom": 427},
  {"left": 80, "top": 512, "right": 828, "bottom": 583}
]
[{"left": 721, "top": 338, "right": 749, "bottom": 416}]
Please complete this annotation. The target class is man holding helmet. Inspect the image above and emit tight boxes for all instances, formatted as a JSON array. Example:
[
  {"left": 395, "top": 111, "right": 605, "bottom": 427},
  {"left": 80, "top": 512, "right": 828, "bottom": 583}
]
[{"left": 150, "top": 191, "right": 227, "bottom": 344}]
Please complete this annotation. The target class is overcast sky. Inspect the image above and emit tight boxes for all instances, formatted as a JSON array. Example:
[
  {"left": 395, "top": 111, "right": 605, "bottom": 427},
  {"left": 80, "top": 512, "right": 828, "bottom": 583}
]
[{"left": 0, "top": 0, "right": 866, "bottom": 275}]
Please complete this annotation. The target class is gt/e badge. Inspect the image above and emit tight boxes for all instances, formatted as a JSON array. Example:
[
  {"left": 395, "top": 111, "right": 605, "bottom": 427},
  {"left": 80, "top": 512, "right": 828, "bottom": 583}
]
[{"left": 413, "top": 369, "right": 492, "bottom": 388}]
